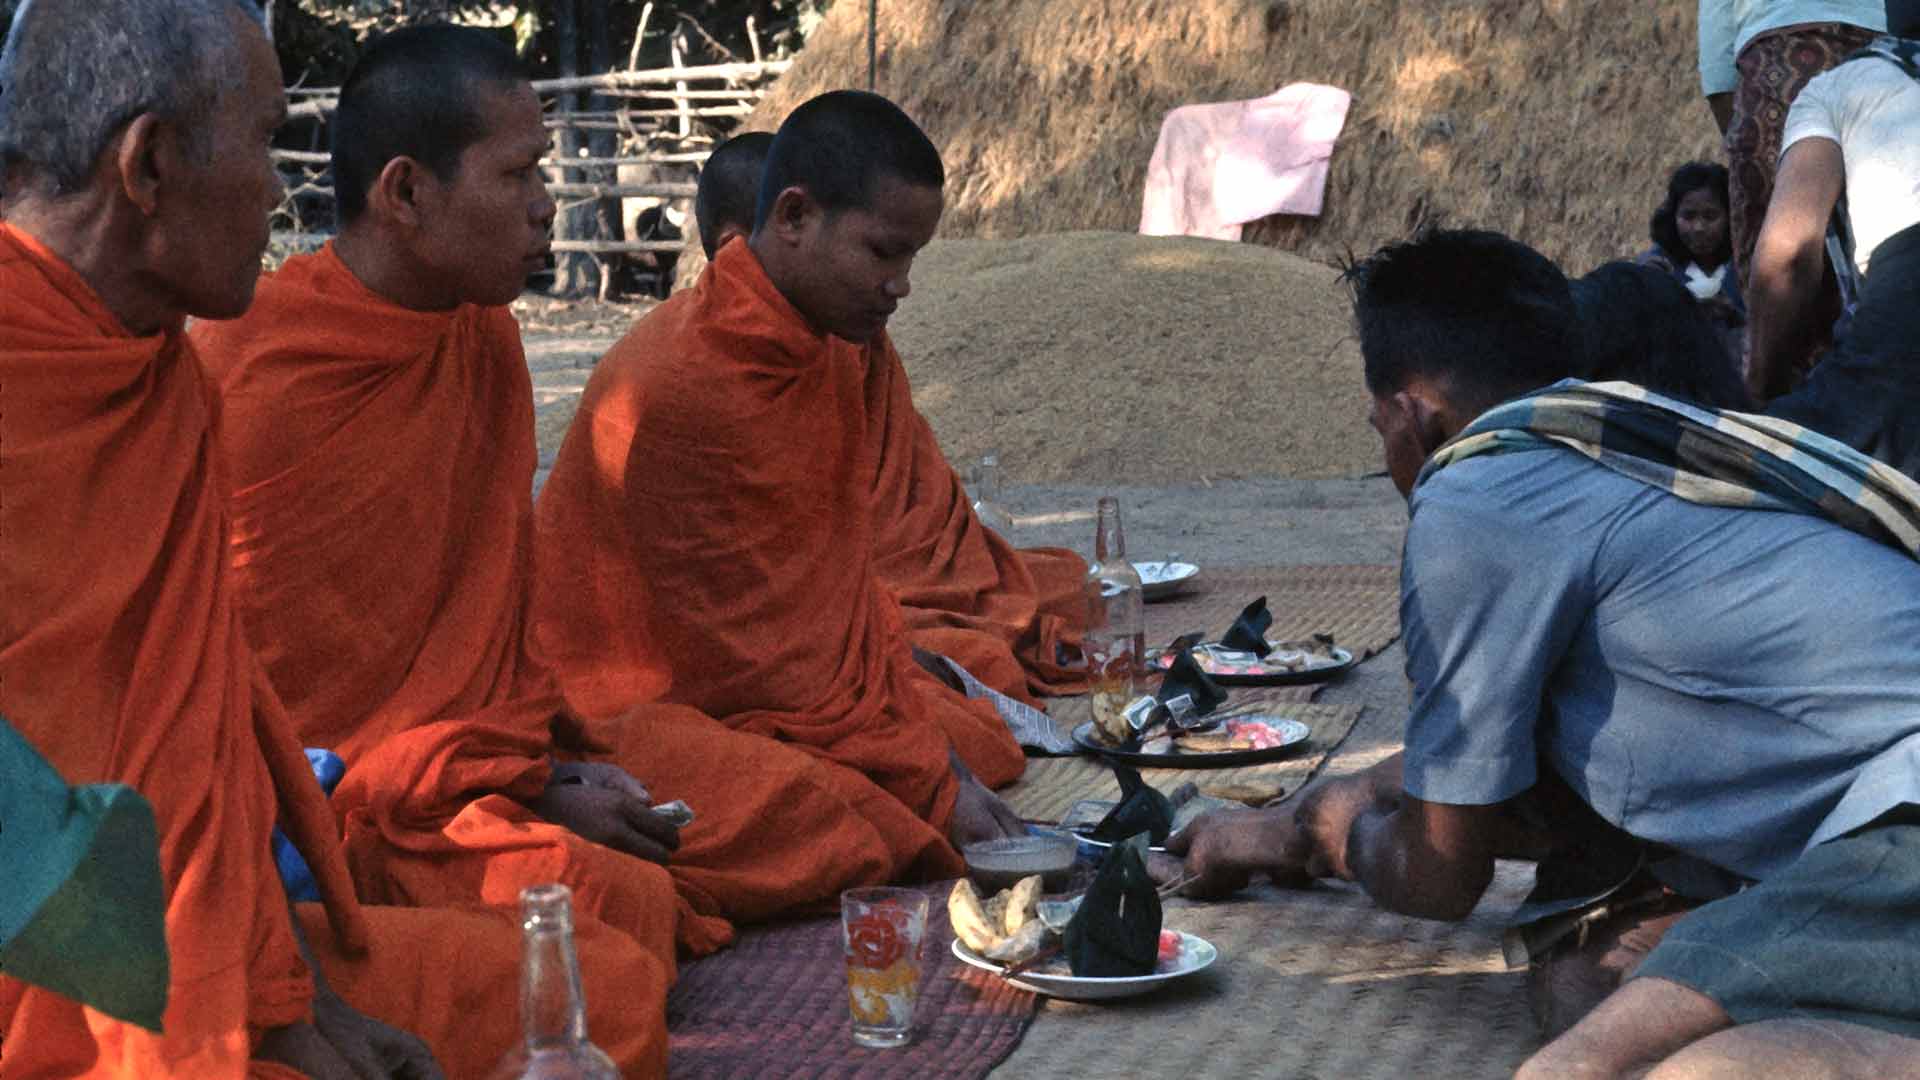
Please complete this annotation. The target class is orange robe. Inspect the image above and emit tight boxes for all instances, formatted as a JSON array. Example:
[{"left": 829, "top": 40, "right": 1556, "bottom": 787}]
[
  {"left": 194, "top": 245, "right": 911, "bottom": 957},
  {"left": 866, "top": 357, "right": 1089, "bottom": 705},
  {"left": 532, "top": 241, "right": 1027, "bottom": 879},
  {"left": 0, "top": 224, "right": 668, "bottom": 1078}
]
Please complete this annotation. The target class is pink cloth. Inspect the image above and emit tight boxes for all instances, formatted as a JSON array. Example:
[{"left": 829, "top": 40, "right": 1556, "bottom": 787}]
[{"left": 1139, "top": 83, "right": 1352, "bottom": 242}]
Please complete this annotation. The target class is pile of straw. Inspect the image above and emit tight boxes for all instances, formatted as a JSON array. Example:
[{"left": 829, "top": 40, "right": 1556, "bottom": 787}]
[
  {"left": 887, "top": 231, "right": 1375, "bottom": 485},
  {"left": 680, "top": 0, "right": 1716, "bottom": 285}
]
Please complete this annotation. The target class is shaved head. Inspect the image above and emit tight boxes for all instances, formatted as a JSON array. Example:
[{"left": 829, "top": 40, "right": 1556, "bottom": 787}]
[
  {"left": 697, "top": 130, "right": 772, "bottom": 258},
  {"left": 753, "top": 90, "right": 944, "bottom": 232},
  {"left": 330, "top": 23, "right": 526, "bottom": 224},
  {"left": 0, "top": 0, "right": 264, "bottom": 196}
]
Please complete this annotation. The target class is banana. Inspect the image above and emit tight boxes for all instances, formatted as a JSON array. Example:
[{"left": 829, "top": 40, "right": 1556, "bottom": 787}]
[
  {"left": 982, "top": 919, "right": 1052, "bottom": 964},
  {"left": 947, "top": 879, "right": 1005, "bottom": 953},
  {"left": 1001, "top": 875, "right": 1043, "bottom": 936}
]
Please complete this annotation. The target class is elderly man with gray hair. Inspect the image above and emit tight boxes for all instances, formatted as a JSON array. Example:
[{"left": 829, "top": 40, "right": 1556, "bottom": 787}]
[{"left": 0, "top": 2, "right": 670, "bottom": 1077}]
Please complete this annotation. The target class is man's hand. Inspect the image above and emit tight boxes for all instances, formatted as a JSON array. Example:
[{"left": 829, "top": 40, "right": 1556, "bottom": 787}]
[
  {"left": 528, "top": 760, "right": 679, "bottom": 863},
  {"left": 1290, "top": 772, "right": 1400, "bottom": 882},
  {"left": 255, "top": 992, "right": 441, "bottom": 1080},
  {"left": 947, "top": 773, "right": 1025, "bottom": 849},
  {"left": 1159, "top": 807, "right": 1312, "bottom": 899}
]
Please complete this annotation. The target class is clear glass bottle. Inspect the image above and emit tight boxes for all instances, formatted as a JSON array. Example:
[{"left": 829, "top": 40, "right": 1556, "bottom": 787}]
[
  {"left": 487, "top": 884, "right": 619, "bottom": 1080},
  {"left": 1084, "top": 496, "right": 1145, "bottom": 739},
  {"left": 970, "top": 452, "right": 1017, "bottom": 536}
]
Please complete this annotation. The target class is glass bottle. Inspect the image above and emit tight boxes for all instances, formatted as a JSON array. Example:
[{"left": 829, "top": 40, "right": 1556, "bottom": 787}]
[
  {"left": 487, "top": 884, "right": 619, "bottom": 1080},
  {"left": 1084, "top": 497, "right": 1145, "bottom": 738},
  {"left": 970, "top": 452, "right": 1017, "bottom": 536}
]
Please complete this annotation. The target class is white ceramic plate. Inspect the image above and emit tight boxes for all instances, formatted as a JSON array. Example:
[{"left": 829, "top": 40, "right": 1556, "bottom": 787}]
[
  {"left": 1133, "top": 561, "right": 1200, "bottom": 601},
  {"left": 950, "top": 931, "right": 1219, "bottom": 1001}
]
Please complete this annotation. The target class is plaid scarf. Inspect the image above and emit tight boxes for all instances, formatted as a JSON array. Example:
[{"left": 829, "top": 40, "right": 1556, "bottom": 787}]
[{"left": 1417, "top": 381, "right": 1920, "bottom": 559}]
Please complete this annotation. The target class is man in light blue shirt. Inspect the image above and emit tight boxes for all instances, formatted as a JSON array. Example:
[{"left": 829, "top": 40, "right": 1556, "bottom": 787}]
[{"left": 1167, "top": 229, "right": 1920, "bottom": 1076}]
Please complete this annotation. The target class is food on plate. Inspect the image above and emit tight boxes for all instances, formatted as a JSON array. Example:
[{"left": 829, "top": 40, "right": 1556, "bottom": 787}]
[
  {"left": 1157, "top": 929, "right": 1183, "bottom": 968},
  {"left": 1001, "top": 875, "right": 1044, "bottom": 935},
  {"left": 1264, "top": 632, "right": 1342, "bottom": 671},
  {"left": 949, "top": 875, "right": 1048, "bottom": 960},
  {"left": 1173, "top": 717, "right": 1291, "bottom": 753}
]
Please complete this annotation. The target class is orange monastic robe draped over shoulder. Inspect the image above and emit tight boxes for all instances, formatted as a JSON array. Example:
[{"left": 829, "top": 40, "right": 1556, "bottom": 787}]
[
  {"left": 532, "top": 241, "right": 1027, "bottom": 878},
  {"left": 0, "top": 224, "right": 667, "bottom": 1079},
  {"left": 194, "top": 245, "right": 912, "bottom": 958},
  {"left": 865, "top": 356, "right": 1089, "bottom": 705}
]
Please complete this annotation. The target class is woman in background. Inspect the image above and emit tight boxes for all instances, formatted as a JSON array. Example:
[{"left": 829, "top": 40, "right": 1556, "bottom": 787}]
[{"left": 1637, "top": 162, "right": 1746, "bottom": 367}]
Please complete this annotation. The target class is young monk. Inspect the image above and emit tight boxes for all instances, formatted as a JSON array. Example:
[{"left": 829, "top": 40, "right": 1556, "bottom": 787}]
[
  {"left": 534, "top": 91, "right": 1030, "bottom": 863},
  {"left": 689, "top": 119, "right": 1088, "bottom": 707},
  {"left": 0, "top": 3, "right": 667, "bottom": 1077},
  {"left": 195, "top": 25, "right": 942, "bottom": 960},
  {"left": 1167, "top": 229, "right": 1920, "bottom": 1077},
  {"left": 694, "top": 130, "right": 773, "bottom": 259}
]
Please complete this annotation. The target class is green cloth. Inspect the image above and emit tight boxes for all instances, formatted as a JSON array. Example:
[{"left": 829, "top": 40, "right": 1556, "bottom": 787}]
[{"left": 0, "top": 714, "right": 169, "bottom": 1031}]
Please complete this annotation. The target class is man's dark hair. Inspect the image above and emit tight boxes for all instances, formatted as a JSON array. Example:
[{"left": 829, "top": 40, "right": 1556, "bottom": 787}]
[
  {"left": 1572, "top": 261, "right": 1753, "bottom": 410},
  {"left": 1343, "top": 228, "right": 1583, "bottom": 416},
  {"left": 1649, "top": 161, "right": 1732, "bottom": 267},
  {"left": 753, "top": 90, "right": 944, "bottom": 231},
  {"left": 696, "top": 130, "right": 772, "bottom": 257},
  {"left": 1891, "top": 0, "right": 1919, "bottom": 39},
  {"left": 330, "top": 23, "right": 524, "bottom": 224}
]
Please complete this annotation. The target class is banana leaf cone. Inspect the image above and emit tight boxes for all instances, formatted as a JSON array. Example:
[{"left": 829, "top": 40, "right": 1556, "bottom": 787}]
[
  {"left": 1220, "top": 595, "right": 1274, "bottom": 656},
  {"left": 1064, "top": 832, "right": 1162, "bottom": 977},
  {"left": 0, "top": 714, "right": 169, "bottom": 1031},
  {"left": 1088, "top": 763, "right": 1174, "bottom": 845}
]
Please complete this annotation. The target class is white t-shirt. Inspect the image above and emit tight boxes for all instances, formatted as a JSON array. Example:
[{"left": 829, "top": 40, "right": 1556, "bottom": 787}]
[{"left": 1782, "top": 55, "right": 1920, "bottom": 277}]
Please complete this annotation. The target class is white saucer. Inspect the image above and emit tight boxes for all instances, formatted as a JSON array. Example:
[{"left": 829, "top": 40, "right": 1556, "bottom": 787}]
[
  {"left": 950, "top": 931, "right": 1218, "bottom": 1001},
  {"left": 1133, "top": 561, "right": 1200, "bottom": 601}
]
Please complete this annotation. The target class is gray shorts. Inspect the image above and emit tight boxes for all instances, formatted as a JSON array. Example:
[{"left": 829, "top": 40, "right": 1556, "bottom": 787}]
[{"left": 1634, "top": 809, "right": 1920, "bottom": 1039}]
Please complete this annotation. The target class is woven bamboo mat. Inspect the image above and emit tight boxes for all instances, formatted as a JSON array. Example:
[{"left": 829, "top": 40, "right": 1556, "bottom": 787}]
[
  {"left": 1045, "top": 564, "right": 1402, "bottom": 737},
  {"left": 986, "top": 867, "right": 1539, "bottom": 1078},
  {"left": 1143, "top": 563, "right": 1401, "bottom": 663},
  {"left": 666, "top": 882, "right": 1037, "bottom": 1079},
  {"left": 1000, "top": 703, "right": 1364, "bottom": 823}
]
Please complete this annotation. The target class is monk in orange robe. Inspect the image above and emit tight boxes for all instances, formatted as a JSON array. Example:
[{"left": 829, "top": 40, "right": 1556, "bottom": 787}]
[
  {"left": 0, "top": 6, "right": 665, "bottom": 1077},
  {"left": 692, "top": 132, "right": 1089, "bottom": 705},
  {"left": 533, "top": 90, "right": 1031, "bottom": 864},
  {"left": 195, "top": 25, "right": 933, "bottom": 960}
]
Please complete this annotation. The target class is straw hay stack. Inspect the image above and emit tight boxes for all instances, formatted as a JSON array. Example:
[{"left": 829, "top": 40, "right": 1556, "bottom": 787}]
[
  {"left": 679, "top": 0, "right": 1716, "bottom": 287},
  {"left": 886, "top": 231, "right": 1374, "bottom": 485}
]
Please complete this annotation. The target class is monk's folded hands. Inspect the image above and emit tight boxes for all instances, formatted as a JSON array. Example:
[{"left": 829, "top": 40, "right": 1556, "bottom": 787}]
[{"left": 528, "top": 761, "right": 681, "bottom": 864}]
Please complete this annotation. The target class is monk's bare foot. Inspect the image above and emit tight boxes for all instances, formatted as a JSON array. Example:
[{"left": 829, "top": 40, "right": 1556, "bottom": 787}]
[
  {"left": 948, "top": 776, "right": 1023, "bottom": 849},
  {"left": 1517, "top": 977, "right": 1731, "bottom": 1079}
]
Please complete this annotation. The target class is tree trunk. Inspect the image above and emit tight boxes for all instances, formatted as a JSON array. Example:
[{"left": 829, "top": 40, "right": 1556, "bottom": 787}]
[
  {"left": 584, "top": 0, "right": 622, "bottom": 299},
  {"left": 549, "top": 0, "right": 597, "bottom": 297}
]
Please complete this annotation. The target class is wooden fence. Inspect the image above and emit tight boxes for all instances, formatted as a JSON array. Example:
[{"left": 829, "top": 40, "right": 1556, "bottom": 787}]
[{"left": 271, "top": 48, "right": 787, "bottom": 293}]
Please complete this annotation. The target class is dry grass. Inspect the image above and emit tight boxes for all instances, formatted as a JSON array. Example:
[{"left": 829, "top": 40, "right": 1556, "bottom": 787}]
[
  {"left": 887, "top": 231, "right": 1375, "bottom": 485},
  {"left": 679, "top": 0, "right": 1715, "bottom": 285}
]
